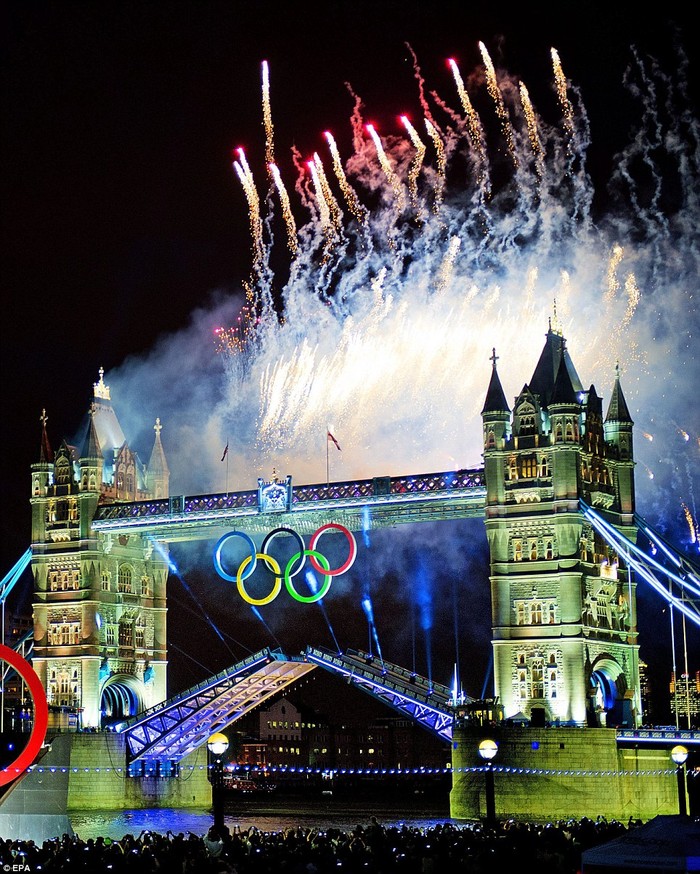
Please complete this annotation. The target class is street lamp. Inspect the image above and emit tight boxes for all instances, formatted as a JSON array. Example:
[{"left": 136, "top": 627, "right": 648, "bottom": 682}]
[
  {"left": 671, "top": 745, "right": 689, "bottom": 816},
  {"left": 478, "top": 738, "right": 498, "bottom": 827},
  {"left": 207, "top": 732, "right": 230, "bottom": 833}
]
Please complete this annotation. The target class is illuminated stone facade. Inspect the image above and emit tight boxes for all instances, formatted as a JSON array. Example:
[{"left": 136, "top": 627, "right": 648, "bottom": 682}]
[
  {"left": 30, "top": 371, "right": 170, "bottom": 730},
  {"left": 481, "top": 329, "right": 640, "bottom": 728}
]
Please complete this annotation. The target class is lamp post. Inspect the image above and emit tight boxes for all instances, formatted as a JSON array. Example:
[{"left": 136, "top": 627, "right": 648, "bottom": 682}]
[
  {"left": 671, "top": 745, "right": 689, "bottom": 816},
  {"left": 478, "top": 738, "right": 498, "bottom": 827},
  {"left": 207, "top": 732, "right": 230, "bottom": 833}
]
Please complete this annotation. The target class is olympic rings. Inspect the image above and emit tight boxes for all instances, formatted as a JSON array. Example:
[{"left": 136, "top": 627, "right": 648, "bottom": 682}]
[
  {"left": 213, "top": 523, "right": 357, "bottom": 604},
  {"left": 285, "top": 551, "right": 331, "bottom": 603},
  {"left": 0, "top": 644, "right": 48, "bottom": 786}
]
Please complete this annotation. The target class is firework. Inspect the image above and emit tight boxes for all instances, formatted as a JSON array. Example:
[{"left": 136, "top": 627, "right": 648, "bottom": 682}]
[
  {"left": 262, "top": 60, "right": 275, "bottom": 172},
  {"left": 325, "top": 131, "right": 367, "bottom": 226},
  {"left": 366, "top": 124, "right": 407, "bottom": 212},
  {"left": 479, "top": 41, "right": 517, "bottom": 164},
  {"left": 269, "top": 162, "right": 297, "bottom": 255},
  {"left": 519, "top": 81, "right": 544, "bottom": 176},
  {"left": 400, "top": 115, "right": 427, "bottom": 208},
  {"left": 233, "top": 149, "right": 264, "bottom": 267},
  {"left": 551, "top": 47, "right": 576, "bottom": 144},
  {"left": 183, "top": 39, "right": 699, "bottom": 556},
  {"left": 424, "top": 118, "right": 446, "bottom": 212}
]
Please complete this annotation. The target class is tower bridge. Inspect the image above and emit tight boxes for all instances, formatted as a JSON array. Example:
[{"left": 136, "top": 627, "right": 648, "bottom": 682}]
[{"left": 6, "top": 328, "right": 700, "bottom": 824}]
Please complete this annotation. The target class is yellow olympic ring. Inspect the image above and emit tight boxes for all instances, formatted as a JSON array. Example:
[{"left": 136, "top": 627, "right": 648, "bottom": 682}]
[{"left": 237, "top": 553, "right": 282, "bottom": 605}]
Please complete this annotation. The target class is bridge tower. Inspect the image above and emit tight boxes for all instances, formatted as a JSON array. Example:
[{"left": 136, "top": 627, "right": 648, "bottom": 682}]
[
  {"left": 30, "top": 370, "right": 170, "bottom": 730},
  {"left": 481, "top": 329, "right": 640, "bottom": 727}
]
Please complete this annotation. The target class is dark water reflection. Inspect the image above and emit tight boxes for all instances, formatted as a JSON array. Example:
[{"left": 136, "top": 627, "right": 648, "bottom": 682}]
[{"left": 70, "top": 796, "right": 461, "bottom": 840}]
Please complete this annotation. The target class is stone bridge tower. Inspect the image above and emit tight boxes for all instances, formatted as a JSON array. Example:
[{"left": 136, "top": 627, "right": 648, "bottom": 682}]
[
  {"left": 480, "top": 329, "right": 640, "bottom": 727},
  {"left": 30, "top": 370, "right": 170, "bottom": 730}
]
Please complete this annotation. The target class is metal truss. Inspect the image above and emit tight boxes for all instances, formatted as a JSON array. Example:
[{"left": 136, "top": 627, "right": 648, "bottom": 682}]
[
  {"left": 120, "top": 648, "right": 315, "bottom": 762},
  {"left": 91, "top": 468, "right": 486, "bottom": 541},
  {"left": 305, "top": 646, "right": 467, "bottom": 742},
  {"left": 581, "top": 501, "right": 700, "bottom": 628}
]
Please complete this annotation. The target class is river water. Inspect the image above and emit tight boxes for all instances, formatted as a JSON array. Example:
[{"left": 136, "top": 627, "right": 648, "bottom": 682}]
[{"left": 69, "top": 796, "right": 462, "bottom": 840}]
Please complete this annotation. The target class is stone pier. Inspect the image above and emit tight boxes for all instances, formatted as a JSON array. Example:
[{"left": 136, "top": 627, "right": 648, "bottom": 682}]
[{"left": 0, "top": 732, "right": 211, "bottom": 841}]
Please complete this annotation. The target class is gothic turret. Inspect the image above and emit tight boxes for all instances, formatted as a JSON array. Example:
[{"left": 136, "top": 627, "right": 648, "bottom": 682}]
[
  {"left": 481, "top": 327, "right": 640, "bottom": 731},
  {"left": 481, "top": 349, "right": 511, "bottom": 508},
  {"left": 30, "top": 369, "right": 169, "bottom": 730},
  {"left": 604, "top": 365, "right": 635, "bottom": 517},
  {"left": 146, "top": 418, "right": 170, "bottom": 499}
]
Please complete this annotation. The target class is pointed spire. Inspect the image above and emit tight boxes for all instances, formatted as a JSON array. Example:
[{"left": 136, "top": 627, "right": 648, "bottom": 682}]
[
  {"left": 605, "top": 363, "right": 633, "bottom": 423},
  {"left": 529, "top": 326, "right": 583, "bottom": 407},
  {"left": 481, "top": 347, "right": 510, "bottom": 414},
  {"left": 39, "top": 408, "right": 54, "bottom": 463},
  {"left": 80, "top": 403, "right": 102, "bottom": 459},
  {"left": 549, "top": 354, "right": 579, "bottom": 405},
  {"left": 148, "top": 418, "right": 169, "bottom": 475}
]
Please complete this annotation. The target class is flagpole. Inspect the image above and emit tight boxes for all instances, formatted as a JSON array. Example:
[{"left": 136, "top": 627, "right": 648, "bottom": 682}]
[
  {"left": 226, "top": 437, "right": 230, "bottom": 497},
  {"left": 326, "top": 434, "right": 330, "bottom": 486}
]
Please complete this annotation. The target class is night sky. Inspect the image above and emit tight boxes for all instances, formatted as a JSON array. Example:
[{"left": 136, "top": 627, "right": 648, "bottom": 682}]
[{"left": 2, "top": 3, "right": 698, "bottom": 717}]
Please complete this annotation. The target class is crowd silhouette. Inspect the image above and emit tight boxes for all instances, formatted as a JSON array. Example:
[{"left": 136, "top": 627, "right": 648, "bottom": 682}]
[{"left": 0, "top": 815, "right": 637, "bottom": 872}]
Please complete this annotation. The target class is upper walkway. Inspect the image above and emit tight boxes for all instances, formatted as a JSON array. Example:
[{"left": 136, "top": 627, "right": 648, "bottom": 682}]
[{"left": 91, "top": 468, "right": 486, "bottom": 541}]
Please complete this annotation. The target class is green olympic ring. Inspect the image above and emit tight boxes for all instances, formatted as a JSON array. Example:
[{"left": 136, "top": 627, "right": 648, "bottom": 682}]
[{"left": 284, "top": 550, "right": 331, "bottom": 603}]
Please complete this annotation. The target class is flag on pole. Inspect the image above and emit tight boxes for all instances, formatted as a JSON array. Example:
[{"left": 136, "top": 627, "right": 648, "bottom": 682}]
[
  {"left": 327, "top": 431, "right": 341, "bottom": 451},
  {"left": 221, "top": 442, "right": 229, "bottom": 462}
]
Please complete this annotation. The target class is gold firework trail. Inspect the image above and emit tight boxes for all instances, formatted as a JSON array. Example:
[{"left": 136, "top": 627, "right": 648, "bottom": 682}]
[
  {"left": 604, "top": 244, "right": 624, "bottom": 305},
  {"left": 551, "top": 48, "right": 576, "bottom": 143},
  {"left": 447, "top": 58, "right": 484, "bottom": 153},
  {"left": 682, "top": 502, "right": 697, "bottom": 544},
  {"left": 366, "top": 124, "right": 407, "bottom": 212},
  {"left": 435, "top": 235, "right": 461, "bottom": 293},
  {"left": 269, "top": 162, "right": 298, "bottom": 255},
  {"left": 261, "top": 61, "right": 275, "bottom": 173},
  {"left": 479, "top": 41, "right": 517, "bottom": 165},
  {"left": 325, "top": 131, "right": 366, "bottom": 225},
  {"left": 313, "top": 152, "right": 343, "bottom": 231},
  {"left": 519, "top": 81, "right": 544, "bottom": 172},
  {"left": 233, "top": 149, "right": 264, "bottom": 265},
  {"left": 424, "top": 118, "right": 446, "bottom": 212},
  {"left": 622, "top": 274, "right": 640, "bottom": 328},
  {"left": 400, "top": 115, "right": 427, "bottom": 207}
]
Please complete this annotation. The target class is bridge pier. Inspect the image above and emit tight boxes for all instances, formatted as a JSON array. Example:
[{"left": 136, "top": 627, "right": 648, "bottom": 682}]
[
  {"left": 450, "top": 725, "right": 679, "bottom": 822},
  {"left": 0, "top": 733, "right": 211, "bottom": 841}
]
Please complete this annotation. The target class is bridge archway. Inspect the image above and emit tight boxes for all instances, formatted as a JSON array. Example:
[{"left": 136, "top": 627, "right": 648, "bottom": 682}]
[
  {"left": 588, "top": 656, "right": 630, "bottom": 727},
  {"left": 101, "top": 675, "right": 143, "bottom": 727}
]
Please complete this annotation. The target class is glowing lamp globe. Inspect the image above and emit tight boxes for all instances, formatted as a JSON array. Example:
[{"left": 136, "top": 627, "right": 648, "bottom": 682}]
[
  {"left": 207, "top": 733, "right": 229, "bottom": 756},
  {"left": 671, "top": 745, "right": 689, "bottom": 766},
  {"left": 478, "top": 739, "right": 498, "bottom": 761}
]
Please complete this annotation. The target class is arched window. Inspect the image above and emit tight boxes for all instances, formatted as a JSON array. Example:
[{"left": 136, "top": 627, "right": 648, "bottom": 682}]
[
  {"left": 514, "top": 540, "right": 523, "bottom": 562},
  {"left": 118, "top": 565, "right": 133, "bottom": 594},
  {"left": 486, "top": 430, "right": 495, "bottom": 449},
  {"left": 530, "top": 540, "right": 538, "bottom": 561}
]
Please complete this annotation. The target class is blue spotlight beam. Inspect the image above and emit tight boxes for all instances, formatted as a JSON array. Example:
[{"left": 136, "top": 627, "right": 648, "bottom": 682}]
[
  {"left": 581, "top": 501, "right": 700, "bottom": 628},
  {"left": 0, "top": 549, "right": 32, "bottom": 602},
  {"left": 305, "top": 645, "right": 470, "bottom": 743}
]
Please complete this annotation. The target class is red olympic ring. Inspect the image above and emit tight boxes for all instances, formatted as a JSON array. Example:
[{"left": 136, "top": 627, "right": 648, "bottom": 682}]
[
  {"left": 309, "top": 523, "right": 357, "bottom": 576},
  {"left": 0, "top": 644, "right": 48, "bottom": 786},
  {"left": 213, "top": 523, "right": 357, "bottom": 603}
]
